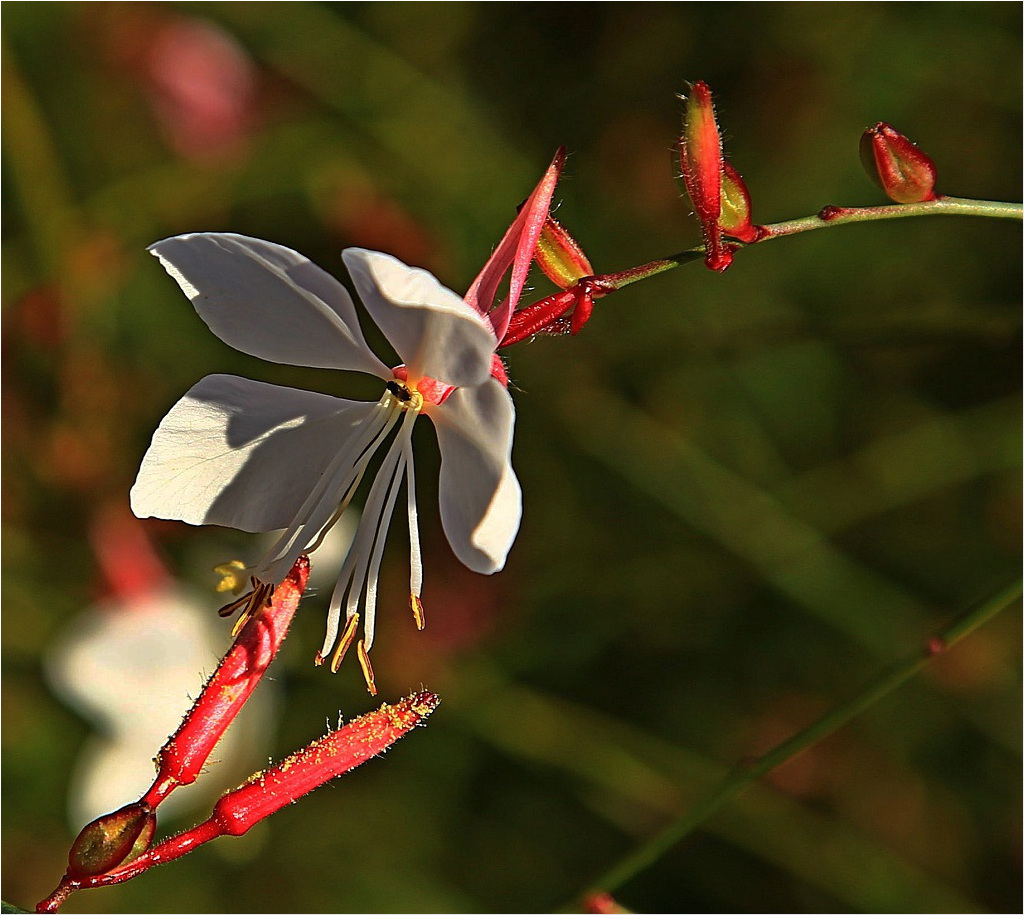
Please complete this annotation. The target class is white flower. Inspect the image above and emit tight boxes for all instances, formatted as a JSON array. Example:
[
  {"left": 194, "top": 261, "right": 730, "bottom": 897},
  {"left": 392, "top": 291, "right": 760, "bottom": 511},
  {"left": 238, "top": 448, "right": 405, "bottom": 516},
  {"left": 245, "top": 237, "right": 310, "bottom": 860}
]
[{"left": 130, "top": 235, "right": 524, "bottom": 692}]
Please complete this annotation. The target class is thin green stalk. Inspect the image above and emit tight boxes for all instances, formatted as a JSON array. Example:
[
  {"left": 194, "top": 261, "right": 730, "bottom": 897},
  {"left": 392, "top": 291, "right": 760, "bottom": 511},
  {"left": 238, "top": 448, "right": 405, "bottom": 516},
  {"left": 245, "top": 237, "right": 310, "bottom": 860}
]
[
  {"left": 576, "top": 578, "right": 1022, "bottom": 903},
  {"left": 760, "top": 196, "right": 1023, "bottom": 239},
  {"left": 602, "top": 196, "right": 1022, "bottom": 292}
]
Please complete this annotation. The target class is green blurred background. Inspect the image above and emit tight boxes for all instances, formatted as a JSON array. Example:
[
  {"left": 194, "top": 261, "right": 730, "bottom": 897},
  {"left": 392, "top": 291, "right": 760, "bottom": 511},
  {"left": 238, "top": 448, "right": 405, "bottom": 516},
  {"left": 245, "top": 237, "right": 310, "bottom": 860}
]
[{"left": 3, "top": 3, "right": 1020, "bottom": 912}]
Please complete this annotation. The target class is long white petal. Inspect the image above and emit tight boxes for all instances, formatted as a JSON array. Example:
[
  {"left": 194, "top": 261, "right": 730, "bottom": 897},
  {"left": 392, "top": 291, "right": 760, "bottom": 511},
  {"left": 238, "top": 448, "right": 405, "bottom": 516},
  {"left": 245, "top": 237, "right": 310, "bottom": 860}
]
[
  {"left": 130, "top": 374, "right": 381, "bottom": 533},
  {"left": 430, "top": 378, "right": 522, "bottom": 574},
  {"left": 149, "top": 233, "right": 389, "bottom": 377},
  {"left": 342, "top": 248, "right": 496, "bottom": 387}
]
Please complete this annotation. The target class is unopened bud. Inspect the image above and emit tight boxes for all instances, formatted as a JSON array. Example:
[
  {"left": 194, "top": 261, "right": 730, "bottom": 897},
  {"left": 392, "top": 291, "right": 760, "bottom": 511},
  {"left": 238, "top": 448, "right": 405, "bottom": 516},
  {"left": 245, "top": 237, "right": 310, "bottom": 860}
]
[
  {"left": 679, "top": 81, "right": 732, "bottom": 272},
  {"left": 146, "top": 555, "right": 310, "bottom": 807},
  {"left": 719, "top": 162, "right": 762, "bottom": 243},
  {"left": 859, "top": 122, "right": 938, "bottom": 204},
  {"left": 534, "top": 215, "right": 594, "bottom": 289},
  {"left": 212, "top": 691, "right": 441, "bottom": 836},
  {"left": 67, "top": 803, "right": 156, "bottom": 878}
]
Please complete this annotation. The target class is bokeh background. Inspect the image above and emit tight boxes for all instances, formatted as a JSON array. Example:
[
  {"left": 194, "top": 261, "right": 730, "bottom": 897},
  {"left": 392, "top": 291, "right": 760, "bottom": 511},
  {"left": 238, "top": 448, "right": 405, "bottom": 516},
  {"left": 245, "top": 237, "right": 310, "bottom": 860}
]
[{"left": 3, "top": 3, "right": 1020, "bottom": 912}]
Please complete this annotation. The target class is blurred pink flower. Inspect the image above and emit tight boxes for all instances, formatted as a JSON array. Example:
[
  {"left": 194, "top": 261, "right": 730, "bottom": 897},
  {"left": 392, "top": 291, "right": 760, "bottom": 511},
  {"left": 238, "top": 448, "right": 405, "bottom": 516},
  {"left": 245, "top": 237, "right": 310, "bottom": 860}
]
[{"left": 145, "top": 18, "right": 257, "bottom": 161}]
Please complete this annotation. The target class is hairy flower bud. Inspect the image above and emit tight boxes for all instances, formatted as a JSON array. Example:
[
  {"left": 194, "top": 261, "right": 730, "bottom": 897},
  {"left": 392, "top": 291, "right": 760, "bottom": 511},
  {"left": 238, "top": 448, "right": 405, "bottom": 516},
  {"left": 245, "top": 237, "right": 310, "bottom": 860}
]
[
  {"left": 145, "top": 555, "right": 310, "bottom": 807},
  {"left": 679, "top": 81, "right": 732, "bottom": 271},
  {"left": 859, "top": 122, "right": 938, "bottom": 204},
  {"left": 719, "top": 162, "right": 762, "bottom": 243},
  {"left": 36, "top": 691, "right": 441, "bottom": 911},
  {"left": 534, "top": 215, "right": 594, "bottom": 289},
  {"left": 211, "top": 690, "right": 441, "bottom": 835}
]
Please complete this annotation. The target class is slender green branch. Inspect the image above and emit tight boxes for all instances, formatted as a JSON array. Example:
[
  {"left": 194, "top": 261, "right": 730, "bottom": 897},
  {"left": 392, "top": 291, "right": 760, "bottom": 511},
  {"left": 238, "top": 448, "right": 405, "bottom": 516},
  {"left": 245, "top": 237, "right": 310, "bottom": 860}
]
[
  {"left": 599, "top": 196, "right": 1022, "bottom": 293},
  {"left": 574, "top": 578, "right": 1022, "bottom": 904},
  {"left": 759, "top": 195, "right": 1023, "bottom": 240}
]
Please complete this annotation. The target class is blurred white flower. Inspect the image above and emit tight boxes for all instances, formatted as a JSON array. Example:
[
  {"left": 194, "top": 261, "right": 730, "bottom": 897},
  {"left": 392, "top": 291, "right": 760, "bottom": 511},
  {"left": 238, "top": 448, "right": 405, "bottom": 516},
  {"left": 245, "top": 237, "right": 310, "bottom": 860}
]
[{"left": 45, "top": 512, "right": 269, "bottom": 827}]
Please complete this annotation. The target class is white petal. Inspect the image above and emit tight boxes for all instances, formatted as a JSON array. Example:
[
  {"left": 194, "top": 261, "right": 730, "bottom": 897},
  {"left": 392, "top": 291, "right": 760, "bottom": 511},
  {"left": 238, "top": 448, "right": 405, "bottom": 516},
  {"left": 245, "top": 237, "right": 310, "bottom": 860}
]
[
  {"left": 430, "top": 378, "right": 522, "bottom": 574},
  {"left": 131, "top": 374, "right": 380, "bottom": 533},
  {"left": 342, "top": 248, "right": 496, "bottom": 387},
  {"left": 149, "top": 233, "right": 389, "bottom": 377}
]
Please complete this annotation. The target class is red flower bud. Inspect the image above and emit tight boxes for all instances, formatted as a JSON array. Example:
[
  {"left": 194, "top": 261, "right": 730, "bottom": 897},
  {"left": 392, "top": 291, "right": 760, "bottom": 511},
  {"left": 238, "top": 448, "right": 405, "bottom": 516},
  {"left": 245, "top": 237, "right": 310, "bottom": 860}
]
[
  {"left": 719, "top": 161, "right": 762, "bottom": 243},
  {"left": 534, "top": 215, "right": 594, "bottom": 289},
  {"left": 36, "top": 691, "right": 441, "bottom": 911},
  {"left": 144, "top": 555, "right": 310, "bottom": 807},
  {"left": 679, "top": 81, "right": 733, "bottom": 272},
  {"left": 212, "top": 690, "right": 441, "bottom": 835},
  {"left": 859, "top": 122, "right": 938, "bottom": 204}
]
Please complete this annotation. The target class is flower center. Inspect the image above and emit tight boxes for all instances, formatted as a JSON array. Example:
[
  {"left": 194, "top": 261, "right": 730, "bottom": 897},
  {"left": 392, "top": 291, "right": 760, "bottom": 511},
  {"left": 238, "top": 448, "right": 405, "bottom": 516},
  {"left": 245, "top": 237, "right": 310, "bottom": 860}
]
[
  {"left": 390, "top": 366, "right": 454, "bottom": 406},
  {"left": 385, "top": 380, "right": 424, "bottom": 412}
]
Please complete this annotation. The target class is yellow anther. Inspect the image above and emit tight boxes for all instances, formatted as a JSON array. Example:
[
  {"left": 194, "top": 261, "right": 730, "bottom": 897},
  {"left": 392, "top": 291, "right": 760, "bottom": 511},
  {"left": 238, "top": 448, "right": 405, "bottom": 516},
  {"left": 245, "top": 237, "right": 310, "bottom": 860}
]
[
  {"left": 357, "top": 640, "right": 377, "bottom": 696},
  {"left": 220, "top": 579, "right": 275, "bottom": 636},
  {"left": 213, "top": 560, "right": 249, "bottom": 594},
  {"left": 330, "top": 613, "right": 360, "bottom": 673},
  {"left": 410, "top": 594, "right": 426, "bottom": 631}
]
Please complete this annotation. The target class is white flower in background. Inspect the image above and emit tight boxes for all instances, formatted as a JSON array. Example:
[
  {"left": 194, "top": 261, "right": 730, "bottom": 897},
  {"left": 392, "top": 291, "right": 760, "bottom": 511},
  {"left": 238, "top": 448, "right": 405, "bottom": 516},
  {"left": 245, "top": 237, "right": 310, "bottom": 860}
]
[
  {"left": 131, "top": 237, "right": 523, "bottom": 693},
  {"left": 46, "top": 588, "right": 257, "bottom": 826},
  {"left": 45, "top": 509, "right": 270, "bottom": 826}
]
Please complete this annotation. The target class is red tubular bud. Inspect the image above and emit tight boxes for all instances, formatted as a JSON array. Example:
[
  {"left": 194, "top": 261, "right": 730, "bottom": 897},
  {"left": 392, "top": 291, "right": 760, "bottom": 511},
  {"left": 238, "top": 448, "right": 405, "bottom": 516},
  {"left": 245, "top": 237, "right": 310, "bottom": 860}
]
[
  {"left": 146, "top": 556, "right": 310, "bottom": 805},
  {"left": 66, "top": 803, "right": 156, "bottom": 878},
  {"left": 680, "top": 82, "right": 722, "bottom": 225},
  {"left": 534, "top": 215, "right": 594, "bottom": 289},
  {"left": 679, "top": 81, "right": 732, "bottom": 272},
  {"left": 34, "top": 690, "right": 443, "bottom": 910},
  {"left": 499, "top": 288, "right": 578, "bottom": 348},
  {"left": 212, "top": 691, "right": 441, "bottom": 836},
  {"left": 859, "top": 122, "right": 938, "bottom": 203}
]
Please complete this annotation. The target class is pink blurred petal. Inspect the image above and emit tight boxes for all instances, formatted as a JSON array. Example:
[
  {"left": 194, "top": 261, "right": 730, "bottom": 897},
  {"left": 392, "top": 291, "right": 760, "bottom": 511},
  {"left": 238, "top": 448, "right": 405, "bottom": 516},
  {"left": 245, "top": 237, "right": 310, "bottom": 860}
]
[
  {"left": 89, "top": 505, "right": 169, "bottom": 603},
  {"left": 146, "top": 18, "right": 257, "bottom": 161}
]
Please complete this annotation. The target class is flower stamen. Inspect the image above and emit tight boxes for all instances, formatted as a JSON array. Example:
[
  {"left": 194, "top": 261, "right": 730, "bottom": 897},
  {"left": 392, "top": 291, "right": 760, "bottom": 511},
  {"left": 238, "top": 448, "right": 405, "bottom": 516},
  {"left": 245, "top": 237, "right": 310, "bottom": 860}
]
[
  {"left": 410, "top": 594, "right": 426, "bottom": 631},
  {"left": 326, "top": 612, "right": 360, "bottom": 673},
  {"left": 362, "top": 414, "right": 417, "bottom": 652},
  {"left": 254, "top": 393, "right": 400, "bottom": 585},
  {"left": 403, "top": 428, "right": 423, "bottom": 601},
  {"left": 356, "top": 639, "right": 377, "bottom": 696},
  {"left": 217, "top": 576, "right": 275, "bottom": 637},
  {"left": 315, "top": 408, "right": 424, "bottom": 692}
]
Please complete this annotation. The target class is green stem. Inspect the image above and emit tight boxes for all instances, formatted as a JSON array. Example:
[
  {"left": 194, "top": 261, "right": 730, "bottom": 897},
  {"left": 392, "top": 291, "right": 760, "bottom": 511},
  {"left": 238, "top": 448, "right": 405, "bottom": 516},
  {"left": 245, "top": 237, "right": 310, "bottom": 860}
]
[
  {"left": 760, "top": 195, "right": 1023, "bottom": 239},
  {"left": 599, "top": 196, "right": 1022, "bottom": 292},
  {"left": 576, "top": 578, "right": 1022, "bottom": 903}
]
